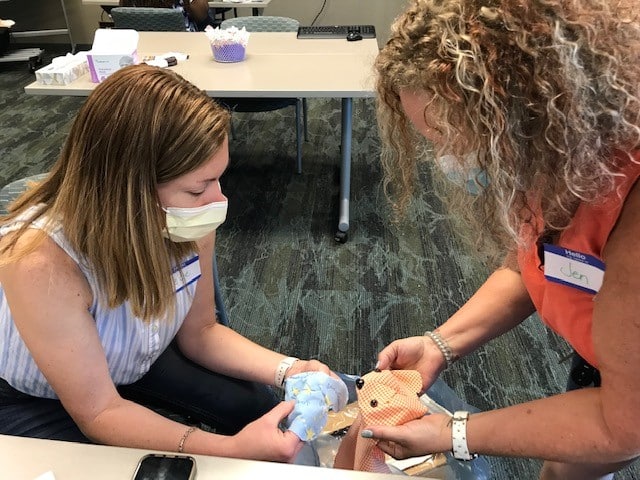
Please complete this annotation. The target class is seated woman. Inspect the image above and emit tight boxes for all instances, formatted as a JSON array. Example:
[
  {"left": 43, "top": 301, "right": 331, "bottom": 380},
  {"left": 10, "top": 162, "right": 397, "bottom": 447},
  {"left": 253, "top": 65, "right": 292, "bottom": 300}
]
[
  {"left": 0, "top": 64, "right": 335, "bottom": 462},
  {"left": 118, "top": 0, "right": 219, "bottom": 31}
]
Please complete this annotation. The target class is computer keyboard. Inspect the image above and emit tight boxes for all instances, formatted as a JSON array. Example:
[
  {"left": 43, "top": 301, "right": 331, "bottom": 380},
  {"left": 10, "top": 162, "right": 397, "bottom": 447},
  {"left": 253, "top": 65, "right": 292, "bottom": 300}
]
[{"left": 296, "top": 25, "right": 377, "bottom": 39}]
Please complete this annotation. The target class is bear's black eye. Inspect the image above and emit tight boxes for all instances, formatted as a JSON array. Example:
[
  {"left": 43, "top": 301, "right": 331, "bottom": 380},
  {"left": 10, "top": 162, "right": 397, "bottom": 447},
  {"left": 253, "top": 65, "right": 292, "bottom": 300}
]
[
  {"left": 370, "top": 399, "right": 378, "bottom": 407},
  {"left": 356, "top": 378, "right": 365, "bottom": 390}
]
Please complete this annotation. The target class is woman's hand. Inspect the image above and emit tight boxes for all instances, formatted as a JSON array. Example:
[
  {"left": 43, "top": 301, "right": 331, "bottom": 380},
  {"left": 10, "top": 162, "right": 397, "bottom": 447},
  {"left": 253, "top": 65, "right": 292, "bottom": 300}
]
[
  {"left": 375, "top": 336, "right": 445, "bottom": 391},
  {"left": 362, "top": 413, "right": 452, "bottom": 460},
  {"left": 285, "top": 359, "right": 339, "bottom": 381},
  {"left": 230, "top": 401, "right": 304, "bottom": 462}
]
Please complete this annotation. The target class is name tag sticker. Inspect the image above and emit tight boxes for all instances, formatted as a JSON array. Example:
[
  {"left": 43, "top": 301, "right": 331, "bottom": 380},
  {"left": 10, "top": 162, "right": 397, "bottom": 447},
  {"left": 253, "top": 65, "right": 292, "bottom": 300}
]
[
  {"left": 172, "top": 256, "right": 201, "bottom": 293},
  {"left": 543, "top": 244, "right": 605, "bottom": 295}
]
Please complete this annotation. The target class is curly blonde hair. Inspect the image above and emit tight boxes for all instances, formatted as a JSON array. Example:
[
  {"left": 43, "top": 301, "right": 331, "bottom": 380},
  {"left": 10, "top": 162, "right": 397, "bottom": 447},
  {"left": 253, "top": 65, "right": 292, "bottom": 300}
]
[{"left": 375, "top": 0, "right": 640, "bottom": 265}]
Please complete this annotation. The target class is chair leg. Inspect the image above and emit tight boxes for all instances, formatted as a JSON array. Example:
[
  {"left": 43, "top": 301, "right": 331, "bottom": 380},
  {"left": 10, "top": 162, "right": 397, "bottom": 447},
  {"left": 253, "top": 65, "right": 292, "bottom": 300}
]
[
  {"left": 295, "top": 99, "right": 303, "bottom": 174},
  {"left": 302, "top": 98, "right": 309, "bottom": 142}
]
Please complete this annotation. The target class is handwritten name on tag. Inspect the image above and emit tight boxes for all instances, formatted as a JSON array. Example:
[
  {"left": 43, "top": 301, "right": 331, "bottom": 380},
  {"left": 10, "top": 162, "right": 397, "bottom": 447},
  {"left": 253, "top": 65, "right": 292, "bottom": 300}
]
[
  {"left": 172, "top": 256, "right": 201, "bottom": 293},
  {"left": 543, "top": 244, "right": 605, "bottom": 295}
]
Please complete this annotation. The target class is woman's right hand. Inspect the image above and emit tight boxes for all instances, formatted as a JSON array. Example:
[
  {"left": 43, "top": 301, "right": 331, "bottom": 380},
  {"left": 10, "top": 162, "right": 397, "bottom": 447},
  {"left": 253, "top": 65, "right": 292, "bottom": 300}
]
[
  {"left": 230, "top": 401, "right": 304, "bottom": 463},
  {"left": 375, "top": 336, "right": 445, "bottom": 391}
]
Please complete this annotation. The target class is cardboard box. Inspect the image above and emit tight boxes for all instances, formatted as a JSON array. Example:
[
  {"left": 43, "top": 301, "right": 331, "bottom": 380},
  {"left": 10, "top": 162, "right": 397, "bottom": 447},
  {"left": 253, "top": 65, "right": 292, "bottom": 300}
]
[{"left": 86, "top": 29, "right": 139, "bottom": 83}]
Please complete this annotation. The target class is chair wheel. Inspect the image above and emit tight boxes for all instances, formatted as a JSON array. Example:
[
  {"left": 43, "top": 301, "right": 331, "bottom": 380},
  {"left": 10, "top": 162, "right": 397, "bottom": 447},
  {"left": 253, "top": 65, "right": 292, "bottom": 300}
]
[{"left": 334, "top": 230, "right": 348, "bottom": 243}]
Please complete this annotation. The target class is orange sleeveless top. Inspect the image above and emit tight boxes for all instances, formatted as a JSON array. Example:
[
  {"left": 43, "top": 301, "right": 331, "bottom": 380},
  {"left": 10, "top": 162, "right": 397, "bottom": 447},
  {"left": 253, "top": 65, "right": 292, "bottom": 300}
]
[{"left": 518, "top": 152, "right": 640, "bottom": 368}]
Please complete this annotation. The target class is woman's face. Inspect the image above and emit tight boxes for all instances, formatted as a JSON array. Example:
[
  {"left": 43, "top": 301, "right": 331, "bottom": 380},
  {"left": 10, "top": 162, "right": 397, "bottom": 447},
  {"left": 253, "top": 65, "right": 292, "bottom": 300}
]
[{"left": 157, "top": 137, "right": 229, "bottom": 209}]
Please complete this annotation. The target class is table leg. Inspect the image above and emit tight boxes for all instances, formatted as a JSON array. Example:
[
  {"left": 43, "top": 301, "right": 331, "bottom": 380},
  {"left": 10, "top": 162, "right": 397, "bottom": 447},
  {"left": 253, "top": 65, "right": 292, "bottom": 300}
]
[{"left": 335, "top": 97, "right": 352, "bottom": 243}]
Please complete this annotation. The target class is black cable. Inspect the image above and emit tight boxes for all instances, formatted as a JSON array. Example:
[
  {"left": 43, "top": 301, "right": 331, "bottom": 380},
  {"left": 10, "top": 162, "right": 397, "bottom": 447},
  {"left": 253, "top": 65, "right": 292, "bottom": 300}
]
[{"left": 310, "top": 0, "right": 327, "bottom": 26}]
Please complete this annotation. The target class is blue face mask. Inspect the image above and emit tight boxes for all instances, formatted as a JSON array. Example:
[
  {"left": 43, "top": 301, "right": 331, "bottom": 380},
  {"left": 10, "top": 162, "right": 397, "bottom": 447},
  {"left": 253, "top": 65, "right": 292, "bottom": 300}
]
[{"left": 435, "top": 151, "right": 488, "bottom": 195}]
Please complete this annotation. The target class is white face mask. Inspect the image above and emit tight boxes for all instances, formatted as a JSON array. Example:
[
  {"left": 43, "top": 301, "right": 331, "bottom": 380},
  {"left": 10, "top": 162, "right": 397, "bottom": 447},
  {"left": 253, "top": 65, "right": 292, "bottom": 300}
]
[
  {"left": 435, "top": 151, "right": 488, "bottom": 195},
  {"left": 163, "top": 200, "right": 228, "bottom": 242}
]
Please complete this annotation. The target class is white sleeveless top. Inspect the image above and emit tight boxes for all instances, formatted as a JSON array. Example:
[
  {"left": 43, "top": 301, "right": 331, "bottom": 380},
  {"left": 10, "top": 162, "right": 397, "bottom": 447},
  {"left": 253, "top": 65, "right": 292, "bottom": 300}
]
[{"left": 0, "top": 206, "right": 200, "bottom": 399}]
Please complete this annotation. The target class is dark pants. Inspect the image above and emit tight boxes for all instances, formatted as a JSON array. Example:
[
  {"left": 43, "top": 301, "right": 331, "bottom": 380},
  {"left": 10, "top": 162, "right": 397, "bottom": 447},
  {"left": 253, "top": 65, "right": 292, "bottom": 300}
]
[{"left": 0, "top": 341, "right": 279, "bottom": 442}]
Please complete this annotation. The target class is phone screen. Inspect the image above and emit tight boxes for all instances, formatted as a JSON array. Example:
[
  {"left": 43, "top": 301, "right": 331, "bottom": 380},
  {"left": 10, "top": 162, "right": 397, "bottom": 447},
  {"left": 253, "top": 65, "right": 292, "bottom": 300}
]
[{"left": 133, "top": 454, "right": 196, "bottom": 480}]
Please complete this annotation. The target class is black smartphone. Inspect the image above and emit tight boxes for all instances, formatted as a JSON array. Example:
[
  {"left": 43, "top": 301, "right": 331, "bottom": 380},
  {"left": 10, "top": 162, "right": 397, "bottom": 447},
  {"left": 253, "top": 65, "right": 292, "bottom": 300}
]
[{"left": 132, "top": 453, "right": 197, "bottom": 480}]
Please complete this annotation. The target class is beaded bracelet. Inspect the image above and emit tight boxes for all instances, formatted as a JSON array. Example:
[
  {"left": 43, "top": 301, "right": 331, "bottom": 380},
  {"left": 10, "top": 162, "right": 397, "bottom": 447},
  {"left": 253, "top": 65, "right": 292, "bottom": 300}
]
[
  {"left": 424, "top": 330, "right": 455, "bottom": 369},
  {"left": 178, "top": 426, "right": 197, "bottom": 453}
]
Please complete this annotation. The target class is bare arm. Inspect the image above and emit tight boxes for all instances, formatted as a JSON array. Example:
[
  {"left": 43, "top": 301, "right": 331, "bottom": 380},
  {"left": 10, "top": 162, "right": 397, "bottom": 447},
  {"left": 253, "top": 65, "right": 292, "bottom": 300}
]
[
  {"left": 464, "top": 178, "right": 640, "bottom": 462},
  {"left": 376, "top": 258, "right": 535, "bottom": 385},
  {"left": 0, "top": 231, "right": 298, "bottom": 461},
  {"left": 436, "top": 257, "right": 536, "bottom": 358},
  {"left": 0, "top": 232, "right": 203, "bottom": 451},
  {"left": 176, "top": 232, "right": 333, "bottom": 385},
  {"left": 371, "top": 181, "right": 640, "bottom": 463}
]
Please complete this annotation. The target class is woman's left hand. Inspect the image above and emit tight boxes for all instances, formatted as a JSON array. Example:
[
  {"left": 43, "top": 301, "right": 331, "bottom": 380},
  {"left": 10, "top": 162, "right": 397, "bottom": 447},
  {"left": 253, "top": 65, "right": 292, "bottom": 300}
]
[{"left": 361, "top": 413, "right": 452, "bottom": 460}]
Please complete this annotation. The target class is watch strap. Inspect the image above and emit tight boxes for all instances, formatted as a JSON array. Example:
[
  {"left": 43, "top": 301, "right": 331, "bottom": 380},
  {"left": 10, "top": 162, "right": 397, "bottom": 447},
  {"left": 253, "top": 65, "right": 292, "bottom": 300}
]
[
  {"left": 451, "top": 411, "right": 478, "bottom": 461},
  {"left": 274, "top": 356, "right": 299, "bottom": 388}
]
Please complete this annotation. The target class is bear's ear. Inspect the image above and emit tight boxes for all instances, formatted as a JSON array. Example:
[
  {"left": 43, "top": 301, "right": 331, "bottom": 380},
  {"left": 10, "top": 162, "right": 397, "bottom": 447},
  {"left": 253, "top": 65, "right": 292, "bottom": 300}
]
[
  {"left": 356, "top": 378, "right": 365, "bottom": 390},
  {"left": 390, "top": 370, "right": 424, "bottom": 394}
]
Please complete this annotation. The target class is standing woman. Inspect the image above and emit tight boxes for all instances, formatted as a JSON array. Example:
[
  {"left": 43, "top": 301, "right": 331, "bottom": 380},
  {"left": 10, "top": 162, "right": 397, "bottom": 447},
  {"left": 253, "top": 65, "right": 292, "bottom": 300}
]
[
  {"left": 0, "top": 64, "right": 332, "bottom": 462},
  {"left": 366, "top": 0, "right": 640, "bottom": 479}
]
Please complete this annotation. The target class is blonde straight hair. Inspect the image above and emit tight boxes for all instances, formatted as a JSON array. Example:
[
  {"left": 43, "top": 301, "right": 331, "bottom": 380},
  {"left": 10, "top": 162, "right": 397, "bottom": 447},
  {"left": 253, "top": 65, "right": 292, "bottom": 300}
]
[{"left": 0, "top": 64, "right": 230, "bottom": 321}]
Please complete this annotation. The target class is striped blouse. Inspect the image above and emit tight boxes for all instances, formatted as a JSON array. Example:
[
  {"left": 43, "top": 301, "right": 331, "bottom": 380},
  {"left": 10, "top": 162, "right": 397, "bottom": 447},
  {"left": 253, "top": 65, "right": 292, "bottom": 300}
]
[{"left": 0, "top": 206, "right": 200, "bottom": 399}]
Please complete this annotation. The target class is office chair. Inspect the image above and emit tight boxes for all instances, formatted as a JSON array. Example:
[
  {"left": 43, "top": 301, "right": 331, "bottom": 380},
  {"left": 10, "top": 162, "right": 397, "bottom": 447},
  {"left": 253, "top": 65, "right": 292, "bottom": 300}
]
[
  {"left": 110, "top": 7, "right": 186, "bottom": 31},
  {"left": 0, "top": 173, "right": 229, "bottom": 326},
  {"left": 219, "top": 16, "right": 309, "bottom": 174}
]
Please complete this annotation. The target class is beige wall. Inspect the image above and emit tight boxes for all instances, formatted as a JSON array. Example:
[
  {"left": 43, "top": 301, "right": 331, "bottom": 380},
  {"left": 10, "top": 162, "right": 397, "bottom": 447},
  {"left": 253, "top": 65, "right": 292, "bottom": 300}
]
[{"left": 21, "top": 0, "right": 406, "bottom": 48}]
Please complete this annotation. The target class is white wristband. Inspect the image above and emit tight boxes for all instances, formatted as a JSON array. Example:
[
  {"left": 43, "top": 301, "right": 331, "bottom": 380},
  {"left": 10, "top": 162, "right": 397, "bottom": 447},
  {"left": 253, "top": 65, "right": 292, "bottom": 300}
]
[
  {"left": 451, "top": 411, "right": 478, "bottom": 461},
  {"left": 274, "top": 356, "right": 299, "bottom": 388}
]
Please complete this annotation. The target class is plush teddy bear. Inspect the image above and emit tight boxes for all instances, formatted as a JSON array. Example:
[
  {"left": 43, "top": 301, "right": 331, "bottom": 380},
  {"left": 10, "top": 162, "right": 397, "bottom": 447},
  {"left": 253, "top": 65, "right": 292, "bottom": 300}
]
[{"left": 333, "top": 369, "right": 429, "bottom": 473}]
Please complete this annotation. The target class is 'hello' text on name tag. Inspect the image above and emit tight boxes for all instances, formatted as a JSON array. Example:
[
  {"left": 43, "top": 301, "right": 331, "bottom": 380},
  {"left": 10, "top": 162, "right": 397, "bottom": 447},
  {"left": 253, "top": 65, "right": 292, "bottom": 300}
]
[{"left": 543, "top": 244, "right": 605, "bottom": 295}]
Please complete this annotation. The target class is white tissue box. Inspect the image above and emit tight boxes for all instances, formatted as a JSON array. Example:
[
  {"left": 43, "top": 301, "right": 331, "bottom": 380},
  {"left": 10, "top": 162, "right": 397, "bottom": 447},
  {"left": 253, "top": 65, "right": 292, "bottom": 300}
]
[
  {"left": 35, "top": 52, "right": 89, "bottom": 86},
  {"left": 86, "top": 29, "right": 139, "bottom": 83}
]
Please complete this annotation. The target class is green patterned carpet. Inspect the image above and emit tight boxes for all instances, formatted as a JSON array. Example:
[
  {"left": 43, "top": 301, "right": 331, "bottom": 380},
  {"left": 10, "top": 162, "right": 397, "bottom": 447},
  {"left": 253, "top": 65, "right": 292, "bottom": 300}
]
[{"left": 1, "top": 50, "right": 638, "bottom": 479}]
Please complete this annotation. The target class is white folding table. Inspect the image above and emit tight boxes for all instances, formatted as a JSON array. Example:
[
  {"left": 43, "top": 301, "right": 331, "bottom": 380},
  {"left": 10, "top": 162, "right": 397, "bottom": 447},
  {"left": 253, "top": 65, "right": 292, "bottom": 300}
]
[
  {"left": 0, "top": 434, "right": 439, "bottom": 480},
  {"left": 24, "top": 31, "right": 379, "bottom": 241}
]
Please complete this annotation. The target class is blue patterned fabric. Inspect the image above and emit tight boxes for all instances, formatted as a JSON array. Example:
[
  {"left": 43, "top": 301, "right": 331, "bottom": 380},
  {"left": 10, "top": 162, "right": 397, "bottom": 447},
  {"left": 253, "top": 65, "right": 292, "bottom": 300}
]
[{"left": 284, "top": 371, "right": 348, "bottom": 441}]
